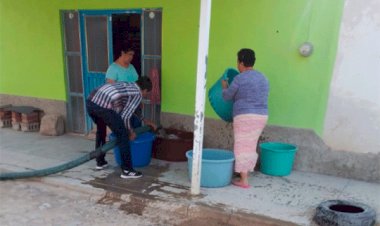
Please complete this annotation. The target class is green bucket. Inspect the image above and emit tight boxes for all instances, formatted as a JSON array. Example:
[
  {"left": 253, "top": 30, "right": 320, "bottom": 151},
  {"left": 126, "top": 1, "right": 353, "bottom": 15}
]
[
  {"left": 208, "top": 68, "right": 239, "bottom": 122},
  {"left": 259, "top": 142, "right": 298, "bottom": 176}
]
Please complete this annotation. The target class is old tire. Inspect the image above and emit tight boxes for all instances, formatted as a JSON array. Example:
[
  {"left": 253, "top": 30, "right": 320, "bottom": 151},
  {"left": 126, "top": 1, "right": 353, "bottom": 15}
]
[{"left": 314, "top": 200, "right": 376, "bottom": 226}]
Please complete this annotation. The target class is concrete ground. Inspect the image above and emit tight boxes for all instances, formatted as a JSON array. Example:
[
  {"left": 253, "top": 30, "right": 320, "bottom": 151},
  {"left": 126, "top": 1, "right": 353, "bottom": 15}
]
[{"left": 0, "top": 128, "right": 379, "bottom": 226}]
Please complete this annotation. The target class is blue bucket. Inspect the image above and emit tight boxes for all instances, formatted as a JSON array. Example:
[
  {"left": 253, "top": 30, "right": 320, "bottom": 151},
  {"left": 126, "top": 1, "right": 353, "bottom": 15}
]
[
  {"left": 208, "top": 68, "right": 239, "bottom": 122},
  {"left": 186, "top": 149, "right": 235, "bottom": 188},
  {"left": 260, "top": 142, "right": 298, "bottom": 176},
  {"left": 109, "top": 132, "right": 155, "bottom": 167}
]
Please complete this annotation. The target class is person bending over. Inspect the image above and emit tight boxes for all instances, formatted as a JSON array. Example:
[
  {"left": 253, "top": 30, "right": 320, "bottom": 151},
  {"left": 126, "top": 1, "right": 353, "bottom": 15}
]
[{"left": 86, "top": 77, "right": 152, "bottom": 179}]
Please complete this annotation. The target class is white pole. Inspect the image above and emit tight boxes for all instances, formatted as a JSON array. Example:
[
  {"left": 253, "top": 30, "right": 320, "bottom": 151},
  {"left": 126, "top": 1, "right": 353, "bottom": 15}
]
[{"left": 191, "top": 0, "right": 212, "bottom": 195}]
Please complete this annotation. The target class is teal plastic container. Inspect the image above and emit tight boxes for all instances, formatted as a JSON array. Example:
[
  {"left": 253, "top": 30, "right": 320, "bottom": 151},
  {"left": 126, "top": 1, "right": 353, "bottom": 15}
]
[
  {"left": 208, "top": 68, "right": 239, "bottom": 122},
  {"left": 259, "top": 142, "right": 298, "bottom": 176},
  {"left": 109, "top": 132, "right": 155, "bottom": 167},
  {"left": 186, "top": 149, "right": 235, "bottom": 188}
]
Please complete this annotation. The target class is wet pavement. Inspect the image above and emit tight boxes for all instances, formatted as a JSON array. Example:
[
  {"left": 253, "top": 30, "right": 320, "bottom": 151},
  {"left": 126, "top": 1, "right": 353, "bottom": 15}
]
[{"left": 0, "top": 128, "right": 379, "bottom": 225}]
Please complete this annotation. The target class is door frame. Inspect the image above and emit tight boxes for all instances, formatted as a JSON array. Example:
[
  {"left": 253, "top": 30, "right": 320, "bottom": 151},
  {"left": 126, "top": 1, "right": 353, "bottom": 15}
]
[{"left": 79, "top": 9, "right": 143, "bottom": 133}]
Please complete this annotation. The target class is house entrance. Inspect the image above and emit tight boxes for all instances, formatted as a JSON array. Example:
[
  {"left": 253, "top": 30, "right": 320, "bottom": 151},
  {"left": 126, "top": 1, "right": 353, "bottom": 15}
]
[{"left": 61, "top": 9, "right": 162, "bottom": 134}]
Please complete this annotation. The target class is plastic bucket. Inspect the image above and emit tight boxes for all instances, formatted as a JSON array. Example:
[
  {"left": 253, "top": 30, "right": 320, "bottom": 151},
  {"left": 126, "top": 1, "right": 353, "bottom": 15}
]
[
  {"left": 259, "top": 142, "right": 298, "bottom": 176},
  {"left": 109, "top": 132, "right": 155, "bottom": 167},
  {"left": 208, "top": 68, "right": 239, "bottom": 122},
  {"left": 153, "top": 128, "right": 193, "bottom": 162},
  {"left": 186, "top": 149, "right": 235, "bottom": 188}
]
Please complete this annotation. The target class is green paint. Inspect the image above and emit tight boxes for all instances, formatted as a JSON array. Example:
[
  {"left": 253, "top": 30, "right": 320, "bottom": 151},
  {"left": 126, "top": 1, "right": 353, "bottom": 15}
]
[
  {"left": 206, "top": 0, "right": 344, "bottom": 134},
  {"left": 0, "top": 0, "right": 344, "bottom": 134},
  {"left": 0, "top": 0, "right": 200, "bottom": 103}
]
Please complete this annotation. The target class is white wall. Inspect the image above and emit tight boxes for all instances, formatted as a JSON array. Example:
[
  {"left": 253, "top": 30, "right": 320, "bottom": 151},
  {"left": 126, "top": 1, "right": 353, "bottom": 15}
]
[{"left": 323, "top": 0, "right": 380, "bottom": 154}]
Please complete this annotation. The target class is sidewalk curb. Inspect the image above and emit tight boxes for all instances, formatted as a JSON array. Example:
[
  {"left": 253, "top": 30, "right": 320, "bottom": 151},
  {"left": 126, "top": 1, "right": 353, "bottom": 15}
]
[{"left": 186, "top": 203, "right": 297, "bottom": 226}]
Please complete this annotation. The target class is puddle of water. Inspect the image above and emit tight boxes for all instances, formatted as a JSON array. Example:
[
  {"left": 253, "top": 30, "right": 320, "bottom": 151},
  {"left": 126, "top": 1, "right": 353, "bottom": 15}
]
[{"left": 85, "top": 161, "right": 204, "bottom": 210}]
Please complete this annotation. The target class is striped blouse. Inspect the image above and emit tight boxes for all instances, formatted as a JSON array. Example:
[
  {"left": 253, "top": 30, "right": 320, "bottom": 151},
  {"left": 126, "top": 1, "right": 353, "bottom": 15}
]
[{"left": 89, "top": 82, "right": 142, "bottom": 130}]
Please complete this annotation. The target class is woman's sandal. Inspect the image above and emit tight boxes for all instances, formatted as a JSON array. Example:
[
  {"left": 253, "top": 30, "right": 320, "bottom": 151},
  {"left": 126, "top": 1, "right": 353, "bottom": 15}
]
[{"left": 232, "top": 180, "right": 251, "bottom": 189}]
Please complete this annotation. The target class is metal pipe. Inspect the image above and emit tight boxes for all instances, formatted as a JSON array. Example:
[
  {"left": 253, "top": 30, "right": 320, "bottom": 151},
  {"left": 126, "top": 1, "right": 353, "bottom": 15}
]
[{"left": 191, "top": 0, "right": 212, "bottom": 195}]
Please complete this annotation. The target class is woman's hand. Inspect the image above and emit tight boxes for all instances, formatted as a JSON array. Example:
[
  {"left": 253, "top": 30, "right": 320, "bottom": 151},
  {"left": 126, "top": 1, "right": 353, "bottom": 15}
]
[
  {"left": 143, "top": 119, "right": 157, "bottom": 131},
  {"left": 106, "top": 78, "right": 116, "bottom": 84},
  {"left": 129, "top": 130, "right": 136, "bottom": 141},
  {"left": 221, "top": 80, "right": 228, "bottom": 89}
]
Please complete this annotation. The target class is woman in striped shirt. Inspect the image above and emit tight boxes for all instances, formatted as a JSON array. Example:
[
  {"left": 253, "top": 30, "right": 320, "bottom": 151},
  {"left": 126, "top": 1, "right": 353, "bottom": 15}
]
[{"left": 86, "top": 77, "right": 152, "bottom": 179}]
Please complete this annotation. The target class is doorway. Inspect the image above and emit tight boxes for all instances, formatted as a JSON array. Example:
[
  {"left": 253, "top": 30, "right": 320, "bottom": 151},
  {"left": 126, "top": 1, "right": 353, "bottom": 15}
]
[
  {"left": 62, "top": 9, "right": 162, "bottom": 134},
  {"left": 112, "top": 14, "right": 142, "bottom": 75}
]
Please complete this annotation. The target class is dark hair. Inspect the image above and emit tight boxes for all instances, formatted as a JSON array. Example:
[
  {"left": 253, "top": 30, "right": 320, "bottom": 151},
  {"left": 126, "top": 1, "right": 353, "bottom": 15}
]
[
  {"left": 237, "top": 48, "right": 256, "bottom": 67},
  {"left": 120, "top": 43, "right": 135, "bottom": 54},
  {"left": 137, "top": 76, "right": 152, "bottom": 92},
  {"left": 114, "top": 42, "right": 135, "bottom": 60}
]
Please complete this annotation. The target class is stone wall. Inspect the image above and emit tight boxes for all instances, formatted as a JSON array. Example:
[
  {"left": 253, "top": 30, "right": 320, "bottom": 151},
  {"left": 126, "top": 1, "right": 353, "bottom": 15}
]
[{"left": 161, "top": 112, "right": 380, "bottom": 183}]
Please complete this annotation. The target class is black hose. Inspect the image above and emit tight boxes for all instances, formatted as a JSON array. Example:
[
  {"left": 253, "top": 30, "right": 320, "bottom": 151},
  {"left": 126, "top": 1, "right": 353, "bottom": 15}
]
[{"left": 0, "top": 126, "right": 152, "bottom": 180}]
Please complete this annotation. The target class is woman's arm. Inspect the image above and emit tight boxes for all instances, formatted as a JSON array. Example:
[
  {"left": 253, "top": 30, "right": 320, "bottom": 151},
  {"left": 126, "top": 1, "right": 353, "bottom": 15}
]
[
  {"left": 222, "top": 79, "right": 239, "bottom": 100},
  {"left": 106, "top": 78, "right": 116, "bottom": 84}
]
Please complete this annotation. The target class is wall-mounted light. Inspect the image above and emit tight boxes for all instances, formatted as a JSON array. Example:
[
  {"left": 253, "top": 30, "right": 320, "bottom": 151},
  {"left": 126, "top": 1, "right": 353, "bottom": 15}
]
[
  {"left": 68, "top": 12, "right": 74, "bottom": 19},
  {"left": 299, "top": 42, "right": 313, "bottom": 57},
  {"left": 149, "top": 11, "right": 155, "bottom": 19}
]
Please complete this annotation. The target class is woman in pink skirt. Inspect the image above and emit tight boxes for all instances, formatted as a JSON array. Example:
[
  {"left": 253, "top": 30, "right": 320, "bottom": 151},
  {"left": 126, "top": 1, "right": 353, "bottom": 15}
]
[{"left": 222, "top": 48, "right": 269, "bottom": 188}]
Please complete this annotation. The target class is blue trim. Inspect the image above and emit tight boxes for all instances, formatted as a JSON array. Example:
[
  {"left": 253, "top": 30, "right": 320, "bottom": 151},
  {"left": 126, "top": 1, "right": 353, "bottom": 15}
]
[
  {"left": 107, "top": 15, "right": 114, "bottom": 63},
  {"left": 79, "top": 12, "right": 86, "bottom": 80},
  {"left": 80, "top": 9, "right": 142, "bottom": 15},
  {"left": 143, "top": 55, "right": 162, "bottom": 59}
]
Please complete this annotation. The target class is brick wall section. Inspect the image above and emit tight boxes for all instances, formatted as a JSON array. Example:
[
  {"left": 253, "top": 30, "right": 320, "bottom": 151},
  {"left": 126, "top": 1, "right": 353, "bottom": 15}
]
[
  {"left": 0, "top": 106, "right": 12, "bottom": 128},
  {"left": 0, "top": 94, "right": 67, "bottom": 122},
  {"left": 0, "top": 110, "right": 11, "bottom": 120},
  {"left": 0, "top": 95, "right": 66, "bottom": 132},
  {"left": 21, "top": 112, "right": 41, "bottom": 123},
  {"left": 11, "top": 111, "right": 21, "bottom": 123}
]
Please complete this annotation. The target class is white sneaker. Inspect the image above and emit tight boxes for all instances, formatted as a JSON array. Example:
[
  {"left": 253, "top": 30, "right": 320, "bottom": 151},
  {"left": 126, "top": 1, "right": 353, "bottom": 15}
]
[{"left": 120, "top": 170, "right": 142, "bottom": 179}]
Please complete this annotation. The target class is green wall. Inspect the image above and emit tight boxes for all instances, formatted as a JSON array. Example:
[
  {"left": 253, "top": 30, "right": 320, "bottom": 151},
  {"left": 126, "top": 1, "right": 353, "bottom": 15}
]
[
  {"left": 205, "top": 0, "right": 344, "bottom": 133},
  {"left": 0, "top": 0, "right": 200, "bottom": 101},
  {"left": 0, "top": 0, "right": 344, "bottom": 134}
]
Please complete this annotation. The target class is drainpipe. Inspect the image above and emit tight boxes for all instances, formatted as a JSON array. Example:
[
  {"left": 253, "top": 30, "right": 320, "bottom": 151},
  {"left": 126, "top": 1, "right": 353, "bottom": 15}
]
[{"left": 191, "top": 0, "right": 212, "bottom": 195}]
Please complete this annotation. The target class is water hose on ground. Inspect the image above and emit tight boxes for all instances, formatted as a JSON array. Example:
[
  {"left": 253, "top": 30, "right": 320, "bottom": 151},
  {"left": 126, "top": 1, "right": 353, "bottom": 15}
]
[{"left": 0, "top": 126, "right": 152, "bottom": 181}]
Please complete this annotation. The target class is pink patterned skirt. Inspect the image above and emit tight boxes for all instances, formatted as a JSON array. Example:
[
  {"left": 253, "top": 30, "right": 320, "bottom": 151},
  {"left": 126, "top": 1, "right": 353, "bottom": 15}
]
[{"left": 233, "top": 114, "right": 268, "bottom": 173}]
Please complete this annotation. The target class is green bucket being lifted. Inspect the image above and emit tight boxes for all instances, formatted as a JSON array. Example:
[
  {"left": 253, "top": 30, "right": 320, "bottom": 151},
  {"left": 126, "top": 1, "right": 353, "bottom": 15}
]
[{"left": 208, "top": 68, "right": 239, "bottom": 122}]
